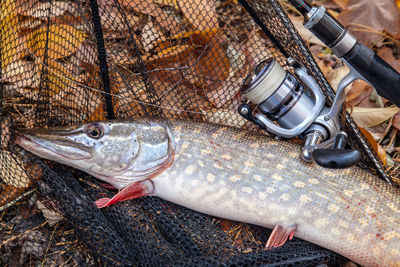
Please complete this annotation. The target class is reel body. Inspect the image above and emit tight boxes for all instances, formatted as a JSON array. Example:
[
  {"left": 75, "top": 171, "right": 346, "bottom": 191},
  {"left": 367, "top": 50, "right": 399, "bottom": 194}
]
[
  {"left": 240, "top": 58, "right": 324, "bottom": 138},
  {"left": 239, "top": 57, "right": 361, "bottom": 169}
]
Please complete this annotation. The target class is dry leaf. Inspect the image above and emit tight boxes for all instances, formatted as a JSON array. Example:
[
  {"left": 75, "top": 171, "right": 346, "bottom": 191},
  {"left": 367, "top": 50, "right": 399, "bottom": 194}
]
[
  {"left": 21, "top": 1, "right": 78, "bottom": 19},
  {"left": 86, "top": 105, "right": 108, "bottom": 121},
  {"left": 114, "top": 73, "right": 150, "bottom": 118},
  {"left": 289, "top": 15, "right": 324, "bottom": 46},
  {"left": 338, "top": 0, "right": 400, "bottom": 45},
  {"left": 227, "top": 42, "right": 246, "bottom": 77},
  {"left": 76, "top": 43, "right": 97, "bottom": 65},
  {"left": 377, "top": 47, "right": 400, "bottom": 72},
  {"left": 331, "top": 0, "right": 350, "bottom": 9},
  {"left": 158, "top": 28, "right": 218, "bottom": 48},
  {"left": 36, "top": 200, "right": 63, "bottom": 226},
  {"left": 392, "top": 112, "right": 400, "bottom": 130},
  {"left": 84, "top": 69, "right": 121, "bottom": 121},
  {"left": 178, "top": 0, "right": 219, "bottom": 31},
  {"left": 314, "top": 57, "right": 332, "bottom": 78},
  {"left": 244, "top": 30, "right": 272, "bottom": 66},
  {"left": 154, "top": 0, "right": 179, "bottom": 9},
  {"left": 41, "top": 58, "right": 74, "bottom": 96},
  {"left": 118, "top": 0, "right": 182, "bottom": 34},
  {"left": 100, "top": 3, "right": 140, "bottom": 33},
  {"left": 345, "top": 80, "right": 373, "bottom": 107},
  {"left": 1, "top": 60, "right": 40, "bottom": 90},
  {"left": 206, "top": 42, "right": 248, "bottom": 108},
  {"left": 157, "top": 81, "right": 203, "bottom": 119},
  {"left": 0, "top": 151, "right": 31, "bottom": 188},
  {"left": 190, "top": 39, "right": 230, "bottom": 97},
  {"left": 348, "top": 105, "right": 400, "bottom": 128},
  {"left": 144, "top": 44, "right": 195, "bottom": 64},
  {"left": 0, "top": 0, "right": 20, "bottom": 69},
  {"left": 359, "top": 127, "right": 387, "bottom": 165},
  {"left": 18, "top": 16, "right": 43, "bottom": 31},
  {"left": 1, "top": 117, "right": 11, "bottom": 149},
  {"left": 327, "top": 65, "right": 349, "bottom": 92},
  {"left": 142, "top": 20, "right": 166, "bottom": 52},
  {"left": 107, "top": 45, "right": 139, "bottom": 65},
  {"left": 0, "top": 184, "right": 26, "bottom": 207},
  {"left": 28, "top": 24, "right": 85, "bottom": 59}
]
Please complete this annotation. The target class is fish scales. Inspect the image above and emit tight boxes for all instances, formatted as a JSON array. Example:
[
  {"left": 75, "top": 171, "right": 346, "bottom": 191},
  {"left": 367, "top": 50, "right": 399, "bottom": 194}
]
[
  {"left": 154, "top": 121, "right": 400, "bottom": 266},
  {"left": 15, "top": 120, "right": 400, "bottom": 266}
]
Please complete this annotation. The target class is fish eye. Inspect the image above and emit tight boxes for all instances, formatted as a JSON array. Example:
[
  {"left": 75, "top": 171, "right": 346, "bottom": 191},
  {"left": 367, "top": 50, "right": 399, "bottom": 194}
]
[{"left": 85, "top": 124, "right": 104, "bottom": 139}]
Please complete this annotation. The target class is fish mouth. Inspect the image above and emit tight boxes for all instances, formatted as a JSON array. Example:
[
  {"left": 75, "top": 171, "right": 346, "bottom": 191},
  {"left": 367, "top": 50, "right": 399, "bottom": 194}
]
[{"left": 15, "top": 132, "right": 91, "bottom": 161}]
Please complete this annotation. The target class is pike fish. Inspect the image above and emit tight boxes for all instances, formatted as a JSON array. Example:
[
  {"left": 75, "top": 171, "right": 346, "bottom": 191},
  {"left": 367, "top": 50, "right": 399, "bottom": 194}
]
[{"left": 15, "top": 119, "right": 400, "bottom": 266}]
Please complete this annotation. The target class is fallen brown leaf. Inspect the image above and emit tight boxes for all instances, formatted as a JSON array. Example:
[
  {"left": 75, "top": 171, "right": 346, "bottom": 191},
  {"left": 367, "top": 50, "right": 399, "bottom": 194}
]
[
  {"left": 331, "top": 0, "right": 350, "bottom": 9},
  {"left": 20, "top": 1, "right": 78, "bottom": 19},
  {"left": 42, "top": 58, "right": 74, "bottom": 96},
  {"left": 27, "top": 24, "right": 86, "bottom": 59},
  {"left": 326, "top": 65, "right": 349, "bottom": 92},
  {"left": 345, "top": 80, "right": 373, "bottom": 107},
  {"left": 392, "top": 112, "right": 400, "bottom": 130},
  {"left": 144, "top": 44, "right": 195, "bottom": 64},
  {"left": 76, "top": 43, "right": 97, "bottom": 65},
  {"left": 114, "top": 72, "right": 150, "bottom": 118},
  {"left": 154, "top": 0, "right": 179, "bottom": 9},
  {"left": 192, "top": 38, "right": 231, "bottom": 99},
  {"left": 0, "top": 0, "right": 20, "bottom": 69},
  {"left": 206, "top": 42, "right": 248, "bottom": 108},
  {"left": 348, "top": 105, "right": 400, "bottom": 128},
  {"left": 377, "top": 47, "right": 400, "bottom": 72},
  {"left": 178, "top": 0, "right": 219, "bottom": 31},
  {"left": 36, "top": 200, "right": 63, "bottom": 226},
  {"left": 0, "top": 184, "right": 26, "bottom": 207},
  {"left": 1, "top": 60, "right": 40, "bottom": 90},
  {"left": 243, "top": 30, "right": 271, "bottom": 66},
  {"left": 141, "top": 20, "right": 167, "bottom": 52},
  {"left": 359, "top": 127, "right": 387, "bottom": 165},
  {"left": 289, "top": 15, "right": 324, "bottom": 46},
  {"left": 118, "top": 0, "right": 182, "bottom": 34},
  {"left": 0, "top": 151, "right": 31, "bottom": 188},
  {"left": 338, "top": 0, "right": 400, "bottom": 45}
]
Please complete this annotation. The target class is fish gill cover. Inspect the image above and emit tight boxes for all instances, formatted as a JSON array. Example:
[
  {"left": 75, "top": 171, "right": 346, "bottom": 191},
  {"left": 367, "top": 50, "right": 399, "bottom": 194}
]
[{"left": 0, "top": 0, "right": 393, "bottom": 265}]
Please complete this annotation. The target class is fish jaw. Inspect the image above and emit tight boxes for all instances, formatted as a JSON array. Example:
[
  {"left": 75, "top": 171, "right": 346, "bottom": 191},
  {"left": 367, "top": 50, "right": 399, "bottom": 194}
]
[{"left": 15, "top": 132, "right": 91, "bottom": 161}]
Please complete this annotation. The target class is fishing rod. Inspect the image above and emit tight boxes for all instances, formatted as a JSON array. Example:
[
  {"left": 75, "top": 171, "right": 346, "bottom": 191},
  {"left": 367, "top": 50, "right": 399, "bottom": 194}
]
[
  {"left": 288, "top": 0, "right": 400, "bottom": 106},
  {"left": 238, "top": 0, "right": 400, "bottom": 169}
]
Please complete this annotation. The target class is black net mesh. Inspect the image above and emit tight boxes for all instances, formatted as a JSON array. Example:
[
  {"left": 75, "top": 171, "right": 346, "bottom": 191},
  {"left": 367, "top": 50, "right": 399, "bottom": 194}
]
[{"left": 0, "top": 0, "right": 391, "bottom": 265}]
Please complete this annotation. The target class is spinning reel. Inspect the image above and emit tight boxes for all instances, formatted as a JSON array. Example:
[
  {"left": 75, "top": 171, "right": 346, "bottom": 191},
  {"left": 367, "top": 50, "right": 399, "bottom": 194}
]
[
  {"left": 238, "top": 57, "right": 359, "bottom": 169},
  {"left": 238, "top": 0, "right": 400, "bottom": 169}
]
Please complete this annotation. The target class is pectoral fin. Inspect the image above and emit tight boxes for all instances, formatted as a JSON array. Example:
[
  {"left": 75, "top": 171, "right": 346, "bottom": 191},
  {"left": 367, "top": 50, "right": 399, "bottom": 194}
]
[
  {"left": 95, "top": 180, "right": 154, "bottom": 208},
  {"left": 265, "top": 224, "right": 296, "bottom": 250}
]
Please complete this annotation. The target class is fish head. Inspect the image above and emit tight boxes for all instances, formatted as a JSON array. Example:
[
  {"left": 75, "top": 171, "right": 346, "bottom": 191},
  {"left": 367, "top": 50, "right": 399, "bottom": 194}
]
[{"left": 15, "top": 121, "right": 174, "bottom": 189}]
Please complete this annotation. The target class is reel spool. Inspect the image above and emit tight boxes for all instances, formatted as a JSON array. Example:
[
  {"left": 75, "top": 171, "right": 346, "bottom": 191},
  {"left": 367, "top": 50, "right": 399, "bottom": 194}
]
[
  {"left": 239, "top": 57, "right": 361, "bottom": 169},
  {"left": 239, "top": 57, "right": 325, "bottom": 138}
]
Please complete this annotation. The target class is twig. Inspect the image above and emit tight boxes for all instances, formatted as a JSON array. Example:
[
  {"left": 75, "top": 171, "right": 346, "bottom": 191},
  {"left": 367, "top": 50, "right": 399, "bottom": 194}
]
[
  {"left": 0, "top": 189, "right": 35, "bottom": 212},
  {"left": 41, "top": 222, "right": 59, "bottom": 267}
]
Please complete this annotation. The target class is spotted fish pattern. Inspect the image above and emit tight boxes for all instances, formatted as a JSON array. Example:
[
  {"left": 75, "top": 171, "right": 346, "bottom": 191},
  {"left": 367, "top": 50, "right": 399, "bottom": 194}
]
[{"left": 153, "top": 121, "right": 400, "bottom": 267}]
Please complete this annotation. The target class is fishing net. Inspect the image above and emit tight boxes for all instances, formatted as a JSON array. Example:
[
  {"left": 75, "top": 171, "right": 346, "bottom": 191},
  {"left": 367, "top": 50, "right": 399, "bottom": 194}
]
[{"left": 0, "top": 0, "right": 392, "bottom": 265}]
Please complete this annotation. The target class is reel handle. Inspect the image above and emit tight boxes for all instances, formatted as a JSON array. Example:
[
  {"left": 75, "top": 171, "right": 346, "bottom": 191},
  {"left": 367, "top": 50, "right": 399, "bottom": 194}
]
[
  {"left": 238, "top": 104, "right": 267, "bottom": 131},
  {"left": 311, "top": 132, "right": 361, "bottom": 169}
]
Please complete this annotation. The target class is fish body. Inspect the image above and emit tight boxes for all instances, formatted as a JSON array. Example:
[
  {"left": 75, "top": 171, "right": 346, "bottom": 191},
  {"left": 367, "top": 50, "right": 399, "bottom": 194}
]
[{"left": 15, "top": 119, "right": 400, "bottom": 266}]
